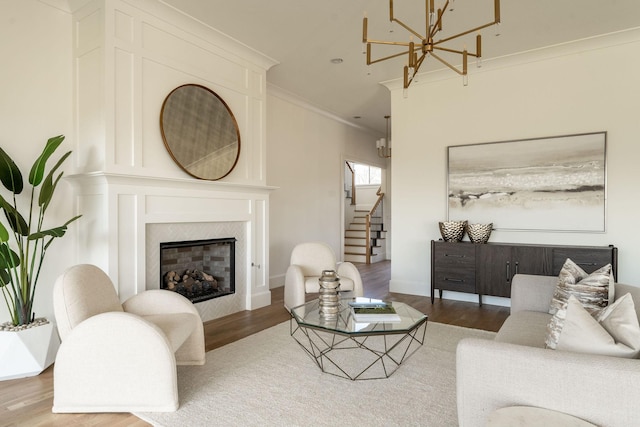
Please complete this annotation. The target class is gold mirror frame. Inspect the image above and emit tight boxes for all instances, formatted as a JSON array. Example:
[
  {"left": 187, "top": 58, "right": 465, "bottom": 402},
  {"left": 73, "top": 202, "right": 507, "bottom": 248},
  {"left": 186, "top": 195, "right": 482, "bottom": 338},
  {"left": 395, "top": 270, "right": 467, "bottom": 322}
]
[{"left": 160, "top": 84, "right": 240, "bottom": 181}]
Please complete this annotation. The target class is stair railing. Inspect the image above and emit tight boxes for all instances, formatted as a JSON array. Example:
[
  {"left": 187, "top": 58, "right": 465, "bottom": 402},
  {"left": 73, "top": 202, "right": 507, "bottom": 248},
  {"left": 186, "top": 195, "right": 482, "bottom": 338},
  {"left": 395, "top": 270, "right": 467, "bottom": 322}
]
[
  {"left": 365, "top": 187, "right": 384, "bottom": 264},
  {"left": 345, "top": 161, "right": 356, "bottom": 205}
]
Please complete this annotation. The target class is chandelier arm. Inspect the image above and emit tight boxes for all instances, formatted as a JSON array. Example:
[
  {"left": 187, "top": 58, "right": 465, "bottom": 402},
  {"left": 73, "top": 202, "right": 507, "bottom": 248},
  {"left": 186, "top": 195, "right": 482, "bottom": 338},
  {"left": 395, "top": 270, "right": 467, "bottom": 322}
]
[
  {"left": 433, "top": 46, "right": 480, "bottom": 58},
  {"left": 406, "top": 53, "right": 427, "bottom": 88},
  {"left": 430, "top": 52, "right": 464, "bottom": 75},
  {"left": 390, "top": 18, "right": 425, "bottom": 41},
  {"left": 429, "top": 1, "right": 450, "bottom": 38},
  {"left": 434, "top": 21, "right": 498, "bottom": 45},
  {"left": 367, "top": 49, "right": 412, "bottom": 65},
  {"left": 367, "top": 39, "right": 411, "bottom": 47},
  {"left": 414, "top": 52, "right": 427, "bottom": 72}
]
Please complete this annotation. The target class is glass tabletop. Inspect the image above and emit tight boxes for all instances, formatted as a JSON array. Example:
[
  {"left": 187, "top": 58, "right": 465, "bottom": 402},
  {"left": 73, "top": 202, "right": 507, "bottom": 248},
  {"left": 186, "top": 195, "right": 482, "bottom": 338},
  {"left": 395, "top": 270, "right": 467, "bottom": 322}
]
[{"left": 290, "top": 297, "right": 427, "bottom": 335}]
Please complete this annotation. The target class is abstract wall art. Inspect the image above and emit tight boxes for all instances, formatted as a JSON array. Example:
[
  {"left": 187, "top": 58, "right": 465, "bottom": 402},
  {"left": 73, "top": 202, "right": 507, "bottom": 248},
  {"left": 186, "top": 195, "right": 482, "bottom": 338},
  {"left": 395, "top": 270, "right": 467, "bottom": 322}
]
[{"left": 447, "top": 132, "right": 606, "bottom": 232}]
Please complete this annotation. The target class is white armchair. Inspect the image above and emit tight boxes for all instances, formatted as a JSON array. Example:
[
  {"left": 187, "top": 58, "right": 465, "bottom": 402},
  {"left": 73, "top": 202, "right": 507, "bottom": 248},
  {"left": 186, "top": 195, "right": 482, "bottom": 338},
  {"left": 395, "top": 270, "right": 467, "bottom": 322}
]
[
  {"left": 52, "top": 264, "right": 205, "bottom": 413},
  {"left": 284, "top": 242, "right": 364, "bottom": 311}
]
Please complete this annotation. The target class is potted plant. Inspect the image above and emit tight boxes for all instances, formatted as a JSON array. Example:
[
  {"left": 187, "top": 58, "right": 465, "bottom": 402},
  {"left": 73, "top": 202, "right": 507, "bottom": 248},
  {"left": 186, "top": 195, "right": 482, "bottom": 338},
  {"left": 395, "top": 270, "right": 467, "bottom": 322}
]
[{"left": 0, "top": 135, "right": 81, "bottom": 380}]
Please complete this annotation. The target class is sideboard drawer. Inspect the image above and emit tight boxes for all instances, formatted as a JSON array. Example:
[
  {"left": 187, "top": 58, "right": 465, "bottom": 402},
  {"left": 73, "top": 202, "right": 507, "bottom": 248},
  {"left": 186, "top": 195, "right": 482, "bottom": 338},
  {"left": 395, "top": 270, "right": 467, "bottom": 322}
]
[
  {"left": 433, "top": 269, "right": 476, "bottom": 294},
  {"left": 552, "top": 247, "right": 617, "bottom": 277},
  {"left": 433, "top": 243, "right": 475, "bottom": 268}
]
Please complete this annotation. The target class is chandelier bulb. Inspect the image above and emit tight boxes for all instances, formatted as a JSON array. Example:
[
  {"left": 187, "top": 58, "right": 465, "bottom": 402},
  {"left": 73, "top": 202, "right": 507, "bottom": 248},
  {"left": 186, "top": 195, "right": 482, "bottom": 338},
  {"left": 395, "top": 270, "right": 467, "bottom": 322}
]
[
  {"left": 449, "top": 0, "right": 455, "bottom": 12},
  {"left": 463, "top": 74, "right": 468, "bottom": 86},
  {"left": 495, "top": 22, "right": 501, "bottom": 37}
]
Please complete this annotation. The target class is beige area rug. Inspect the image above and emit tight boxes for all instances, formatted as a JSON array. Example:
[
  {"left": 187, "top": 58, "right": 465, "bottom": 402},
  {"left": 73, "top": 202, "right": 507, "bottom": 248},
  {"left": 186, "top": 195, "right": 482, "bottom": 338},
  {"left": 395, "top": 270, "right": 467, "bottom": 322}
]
[{"left": 135, "top": 321, "right": 495, "bottom": 427}]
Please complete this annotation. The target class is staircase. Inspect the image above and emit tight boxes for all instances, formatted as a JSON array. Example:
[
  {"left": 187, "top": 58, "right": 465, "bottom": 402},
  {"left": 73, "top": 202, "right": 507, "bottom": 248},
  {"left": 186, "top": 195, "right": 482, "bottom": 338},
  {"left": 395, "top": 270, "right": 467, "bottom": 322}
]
[
  {"left": 344, "top": 208, "right": 387, "bottom": 264},
  {"left": 343, "top": 161, "right": 387, "bottom": 264}
]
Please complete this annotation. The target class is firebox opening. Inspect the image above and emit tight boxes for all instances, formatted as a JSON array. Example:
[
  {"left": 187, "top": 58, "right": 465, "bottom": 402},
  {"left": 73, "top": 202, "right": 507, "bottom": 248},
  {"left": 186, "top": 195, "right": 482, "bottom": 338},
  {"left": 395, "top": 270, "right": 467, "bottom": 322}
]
[{"left": 160, "top": 237, "right": 236, "bottom": 303}]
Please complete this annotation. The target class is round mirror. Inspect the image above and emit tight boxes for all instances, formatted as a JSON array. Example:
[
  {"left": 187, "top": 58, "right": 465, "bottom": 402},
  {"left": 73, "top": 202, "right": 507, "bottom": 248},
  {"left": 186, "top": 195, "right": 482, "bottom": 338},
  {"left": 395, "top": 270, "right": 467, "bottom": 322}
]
[{"left": 160, "top": 84, "right": 240, "bottom": 180}]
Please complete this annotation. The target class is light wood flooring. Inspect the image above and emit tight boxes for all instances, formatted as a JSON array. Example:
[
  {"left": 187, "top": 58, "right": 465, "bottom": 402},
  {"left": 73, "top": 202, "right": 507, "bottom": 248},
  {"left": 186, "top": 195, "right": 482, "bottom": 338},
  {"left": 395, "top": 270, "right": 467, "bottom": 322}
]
[{"left": 1, "top": 260, "right": 509, "bottom": 427}]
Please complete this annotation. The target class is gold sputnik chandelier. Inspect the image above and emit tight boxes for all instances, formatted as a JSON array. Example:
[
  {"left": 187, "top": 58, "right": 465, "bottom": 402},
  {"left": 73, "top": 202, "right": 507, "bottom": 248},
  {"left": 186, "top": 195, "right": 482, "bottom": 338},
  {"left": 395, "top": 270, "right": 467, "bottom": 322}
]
[{"left": 363, "top": 0, "right": 501, "bottom": 88}]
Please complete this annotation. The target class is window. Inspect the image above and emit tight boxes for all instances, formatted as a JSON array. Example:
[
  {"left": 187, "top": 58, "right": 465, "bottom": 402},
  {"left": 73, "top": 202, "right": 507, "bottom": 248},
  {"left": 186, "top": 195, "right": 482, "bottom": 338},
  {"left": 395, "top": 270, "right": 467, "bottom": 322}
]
[{"left": 353, "top": 163, "right": 381, "bottom": 185}]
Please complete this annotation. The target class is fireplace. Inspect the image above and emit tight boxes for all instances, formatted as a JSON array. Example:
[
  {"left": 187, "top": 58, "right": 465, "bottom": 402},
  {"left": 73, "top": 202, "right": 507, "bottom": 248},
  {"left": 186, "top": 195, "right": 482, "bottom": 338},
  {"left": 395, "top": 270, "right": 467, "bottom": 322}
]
[{"left": 160, "top": 237, "right": 236, "bottom": 303}]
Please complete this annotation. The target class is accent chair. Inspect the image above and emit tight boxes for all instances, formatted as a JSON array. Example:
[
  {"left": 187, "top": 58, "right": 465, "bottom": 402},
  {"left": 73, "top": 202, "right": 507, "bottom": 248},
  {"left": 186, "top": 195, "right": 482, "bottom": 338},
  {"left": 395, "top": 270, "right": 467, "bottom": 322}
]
[
  {"left": 284, "top": 241, "right": 364, "bottom": 311},
  {"left": 52, "top": 264, "right": 205, "bottom": 413}
]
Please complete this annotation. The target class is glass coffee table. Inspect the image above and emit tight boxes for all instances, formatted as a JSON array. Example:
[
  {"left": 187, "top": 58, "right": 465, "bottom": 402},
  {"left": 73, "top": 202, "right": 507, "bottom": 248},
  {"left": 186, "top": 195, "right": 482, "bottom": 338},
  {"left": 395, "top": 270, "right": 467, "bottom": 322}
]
[{"left": 289, "top": 297, "right": 428, "bottom": 380}]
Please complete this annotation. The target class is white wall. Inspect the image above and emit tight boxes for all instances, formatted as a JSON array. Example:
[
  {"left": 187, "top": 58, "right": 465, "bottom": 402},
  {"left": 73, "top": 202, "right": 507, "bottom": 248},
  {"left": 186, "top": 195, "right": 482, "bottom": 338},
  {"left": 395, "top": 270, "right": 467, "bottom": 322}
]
[
  {"left": 390, "top": 29, "right": 640, "bottom": 299},
  {"left": 267, "top": 87, "right": 383, "bottom": 287},
  {"left": 0, "top": 1, "right": 75, "bottom": 322}
]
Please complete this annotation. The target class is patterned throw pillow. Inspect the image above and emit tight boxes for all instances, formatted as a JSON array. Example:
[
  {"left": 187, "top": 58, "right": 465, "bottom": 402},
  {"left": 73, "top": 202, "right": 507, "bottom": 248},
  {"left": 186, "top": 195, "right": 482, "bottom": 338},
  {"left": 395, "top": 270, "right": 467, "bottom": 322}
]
[{"left": 545, "top": 258, "right": 614, "bottom": 349}]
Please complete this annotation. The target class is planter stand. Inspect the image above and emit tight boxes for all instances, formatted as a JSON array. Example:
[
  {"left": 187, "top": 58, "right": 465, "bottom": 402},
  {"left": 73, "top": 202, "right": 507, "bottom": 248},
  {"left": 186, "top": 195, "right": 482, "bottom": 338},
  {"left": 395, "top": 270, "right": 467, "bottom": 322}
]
[{"left": 0, "top": 321, "right": 60, "bottom": 381}]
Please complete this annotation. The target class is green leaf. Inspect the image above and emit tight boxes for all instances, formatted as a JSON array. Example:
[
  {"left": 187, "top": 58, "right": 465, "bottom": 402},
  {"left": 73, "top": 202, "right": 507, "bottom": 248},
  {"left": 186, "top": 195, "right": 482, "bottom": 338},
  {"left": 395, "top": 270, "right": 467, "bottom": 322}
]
[
  {"left": 29, "top": 226, "right": 67, "bottom": 239},
  {"left": 39, "top": 172, "right": 57, "bottom": 210},
  {"left": 0, "top": 269, "right": 10, "bottom": 286},
  {"left": 0, "top": 221, "right": 8, "bottom": 243},
  {"left": 29, "top": 135, "right": 65, "bottom": 187},
  {"left": 39, "top": 152, "right": 71, "bottom": 210},
  {"left": 0, "top": 245, "right": 20, "bottom": 269},
  {"left": 28, "top": 215, "right": 81, "bottom": 241},
  {"left": 0, "top": 197, "right": 28, "bottom": 236},
  {"left": 0, "top": 146, "right": 23, "bottom": 194}
]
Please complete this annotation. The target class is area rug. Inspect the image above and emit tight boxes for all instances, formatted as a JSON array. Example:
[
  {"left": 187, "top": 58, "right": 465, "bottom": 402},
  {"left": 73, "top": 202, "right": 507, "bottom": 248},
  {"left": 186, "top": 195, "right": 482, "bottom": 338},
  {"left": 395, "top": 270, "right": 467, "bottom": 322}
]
[{"left": 135, "top": 321, "right": 495, "bottom": 427}]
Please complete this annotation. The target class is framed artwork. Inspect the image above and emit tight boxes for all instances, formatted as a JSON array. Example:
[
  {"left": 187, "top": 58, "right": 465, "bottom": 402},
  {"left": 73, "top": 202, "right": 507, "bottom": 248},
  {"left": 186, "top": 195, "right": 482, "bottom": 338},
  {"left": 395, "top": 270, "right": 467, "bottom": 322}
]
[{"left": 447, "top": 132, "right": 607, "bottom": 232}]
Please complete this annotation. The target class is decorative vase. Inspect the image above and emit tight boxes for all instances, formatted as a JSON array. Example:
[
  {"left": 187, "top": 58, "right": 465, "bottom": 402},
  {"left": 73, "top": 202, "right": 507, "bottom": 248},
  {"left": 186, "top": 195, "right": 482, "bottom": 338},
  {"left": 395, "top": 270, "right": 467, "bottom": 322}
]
[
  {"left": 466, "top": 223, "right": 493, "bottom": 244},
  {"left": 318, "top": 270, "right": 341, "bottom": 319},
  {"left": 0, "top": 319, "right": 60, "bottom": 381},
  {"left": 439, "top": 220, "right": 467, "bottom": 242}
]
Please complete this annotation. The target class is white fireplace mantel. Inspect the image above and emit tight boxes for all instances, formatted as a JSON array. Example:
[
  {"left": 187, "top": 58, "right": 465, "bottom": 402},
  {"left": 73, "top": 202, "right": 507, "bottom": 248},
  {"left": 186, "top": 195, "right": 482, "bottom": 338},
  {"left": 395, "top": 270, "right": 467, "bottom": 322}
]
[{"left": 69, "top": 172, "right": 275, "bottom": 321}]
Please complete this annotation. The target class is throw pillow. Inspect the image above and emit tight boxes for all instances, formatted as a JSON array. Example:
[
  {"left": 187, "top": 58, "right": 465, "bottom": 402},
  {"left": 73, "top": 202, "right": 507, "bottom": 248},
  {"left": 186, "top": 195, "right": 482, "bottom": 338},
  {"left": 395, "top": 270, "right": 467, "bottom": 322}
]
[
  {"left": 546, "top": 259, "right": 614, "bottom": 349},
  {"left": 550, "top": 294, "right": 640, "bottom": 358},
  {"left": 548, "top": 258, "right": 614, "bottom": 316}
]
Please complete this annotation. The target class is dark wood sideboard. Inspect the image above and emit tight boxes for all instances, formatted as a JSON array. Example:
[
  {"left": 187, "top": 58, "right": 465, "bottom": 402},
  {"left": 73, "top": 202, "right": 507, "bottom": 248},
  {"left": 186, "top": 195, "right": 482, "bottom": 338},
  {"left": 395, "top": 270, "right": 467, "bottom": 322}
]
[{"left": 430, "top": 240, "right": 618, "bottom": 305}]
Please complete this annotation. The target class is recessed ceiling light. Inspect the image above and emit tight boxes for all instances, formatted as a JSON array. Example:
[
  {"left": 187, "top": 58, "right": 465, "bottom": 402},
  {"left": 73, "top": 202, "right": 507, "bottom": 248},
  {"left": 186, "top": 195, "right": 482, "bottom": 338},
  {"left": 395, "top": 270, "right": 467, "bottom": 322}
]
[{"left": 330, "top": 58, "right": 343, "bottom": 64}]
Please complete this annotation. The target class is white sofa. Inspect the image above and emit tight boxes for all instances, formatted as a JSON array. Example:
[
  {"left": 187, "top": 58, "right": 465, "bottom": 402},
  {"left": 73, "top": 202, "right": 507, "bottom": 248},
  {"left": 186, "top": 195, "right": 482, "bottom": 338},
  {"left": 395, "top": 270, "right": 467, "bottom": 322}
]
[
  {"left": 457, "top": 274, "right": 640, "bottom": 426},
  {"left": 52, "top": 264, "right": 205, "bottom": 413}
]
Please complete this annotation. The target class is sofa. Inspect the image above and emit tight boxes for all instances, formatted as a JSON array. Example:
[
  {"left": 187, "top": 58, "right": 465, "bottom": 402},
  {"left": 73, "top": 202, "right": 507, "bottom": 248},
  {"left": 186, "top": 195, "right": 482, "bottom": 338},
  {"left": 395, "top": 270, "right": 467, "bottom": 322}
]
[{"left": 457, "top": 274, "right": 640, "bottom": 427}]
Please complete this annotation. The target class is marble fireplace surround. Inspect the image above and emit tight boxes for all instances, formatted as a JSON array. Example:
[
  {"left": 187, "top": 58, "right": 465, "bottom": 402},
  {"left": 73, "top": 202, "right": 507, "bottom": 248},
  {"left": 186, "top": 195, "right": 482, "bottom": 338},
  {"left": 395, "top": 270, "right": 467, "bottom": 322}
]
[
  {"left": 147, "top": 222, "right": 246, "bottom": 322},
  {"left": 71, "top": 173, "right": 272, "bottom": 323}
]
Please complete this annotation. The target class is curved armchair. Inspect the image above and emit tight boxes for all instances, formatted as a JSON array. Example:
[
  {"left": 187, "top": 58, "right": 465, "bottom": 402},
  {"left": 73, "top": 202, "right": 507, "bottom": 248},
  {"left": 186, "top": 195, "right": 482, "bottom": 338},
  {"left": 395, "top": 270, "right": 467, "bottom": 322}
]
[
  {"left": 52, "top": 264, "right": 205, "bottom": 413},
  {"left": 284, "top": 242, "right": 364, "bottom": 311}
]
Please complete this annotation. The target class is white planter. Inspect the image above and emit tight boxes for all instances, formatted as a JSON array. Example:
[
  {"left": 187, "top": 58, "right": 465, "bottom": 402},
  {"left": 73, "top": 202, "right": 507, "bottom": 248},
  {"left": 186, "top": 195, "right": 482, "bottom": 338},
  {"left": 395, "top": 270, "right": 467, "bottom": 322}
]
[{"left": 0, "top": 321, "right": 60, "bottom": 381}]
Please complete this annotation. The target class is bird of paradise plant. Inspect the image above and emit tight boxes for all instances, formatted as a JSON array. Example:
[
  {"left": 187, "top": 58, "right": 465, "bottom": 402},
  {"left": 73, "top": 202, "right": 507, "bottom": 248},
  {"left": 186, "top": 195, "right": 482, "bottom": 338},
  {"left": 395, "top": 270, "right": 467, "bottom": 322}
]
[{"left": 0, "top": 135, "right": 81, "bottom": 326}]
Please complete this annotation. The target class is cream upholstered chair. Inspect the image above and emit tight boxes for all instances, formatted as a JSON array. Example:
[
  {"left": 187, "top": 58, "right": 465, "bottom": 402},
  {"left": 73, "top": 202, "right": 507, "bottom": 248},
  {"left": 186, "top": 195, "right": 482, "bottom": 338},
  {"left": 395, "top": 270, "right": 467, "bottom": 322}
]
[
  {"left": 52, "top": 264, "right": 205, "bottom": 413},
  {"left": 284, "top": 241, "right": 364, "bottom": 311}
]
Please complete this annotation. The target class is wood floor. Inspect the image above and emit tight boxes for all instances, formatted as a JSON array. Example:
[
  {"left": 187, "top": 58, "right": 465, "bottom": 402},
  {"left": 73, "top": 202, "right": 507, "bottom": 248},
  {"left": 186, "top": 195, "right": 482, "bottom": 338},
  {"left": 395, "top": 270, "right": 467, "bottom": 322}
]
[{"left": 1, "top": 260, "right": 509, "bottom": 427}]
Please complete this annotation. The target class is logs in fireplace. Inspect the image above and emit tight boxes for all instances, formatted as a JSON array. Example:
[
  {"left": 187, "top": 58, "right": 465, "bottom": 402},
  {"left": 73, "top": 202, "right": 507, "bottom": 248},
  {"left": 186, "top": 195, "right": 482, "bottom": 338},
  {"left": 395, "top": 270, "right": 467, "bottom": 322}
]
[{"left": 160, "top": 238, "right": 235, "bottom": 303}]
